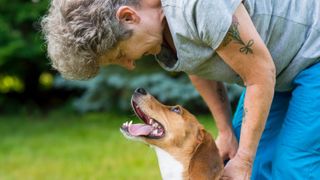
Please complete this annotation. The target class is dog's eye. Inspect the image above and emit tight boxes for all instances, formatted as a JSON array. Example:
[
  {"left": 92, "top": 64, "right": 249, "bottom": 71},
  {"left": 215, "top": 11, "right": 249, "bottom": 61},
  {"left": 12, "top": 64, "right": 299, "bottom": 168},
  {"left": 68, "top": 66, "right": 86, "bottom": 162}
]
[{"left": 171, "top": 106, "right": 181, "bottom": 114}]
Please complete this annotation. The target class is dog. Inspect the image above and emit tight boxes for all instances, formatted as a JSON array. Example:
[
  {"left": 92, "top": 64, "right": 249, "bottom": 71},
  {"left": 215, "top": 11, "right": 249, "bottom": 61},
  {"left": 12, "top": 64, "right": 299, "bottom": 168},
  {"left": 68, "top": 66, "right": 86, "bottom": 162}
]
[{"left": 120, "top": 88, "right": 223, "bottom": 180}]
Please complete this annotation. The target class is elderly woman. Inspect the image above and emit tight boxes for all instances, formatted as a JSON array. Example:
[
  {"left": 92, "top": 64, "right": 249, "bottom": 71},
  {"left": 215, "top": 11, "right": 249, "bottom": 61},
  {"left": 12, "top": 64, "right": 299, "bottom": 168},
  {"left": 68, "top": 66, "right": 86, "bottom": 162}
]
[{"left": 42, "top": 0, "right": 320, "bottom": 179}]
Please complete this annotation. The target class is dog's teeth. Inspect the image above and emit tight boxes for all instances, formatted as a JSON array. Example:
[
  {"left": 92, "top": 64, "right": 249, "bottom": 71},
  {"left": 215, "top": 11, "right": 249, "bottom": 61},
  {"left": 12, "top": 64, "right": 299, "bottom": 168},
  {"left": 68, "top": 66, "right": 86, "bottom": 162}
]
[
  {"left": 152, "top": 129, "right": 157, "bottom": 134},
  {"left": 129, "top": 121, "right": 133, "bottom": 125},
  {"left": 149, "top": 119, "right": 153, "bottom": 124}
]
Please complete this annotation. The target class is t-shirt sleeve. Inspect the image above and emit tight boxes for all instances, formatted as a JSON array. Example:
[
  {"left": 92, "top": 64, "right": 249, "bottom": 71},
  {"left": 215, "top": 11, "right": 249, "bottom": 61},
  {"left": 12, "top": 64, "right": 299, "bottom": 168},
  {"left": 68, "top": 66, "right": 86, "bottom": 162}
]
[{"left": 185, "top": 0, "right": 242, "bottom": 49}]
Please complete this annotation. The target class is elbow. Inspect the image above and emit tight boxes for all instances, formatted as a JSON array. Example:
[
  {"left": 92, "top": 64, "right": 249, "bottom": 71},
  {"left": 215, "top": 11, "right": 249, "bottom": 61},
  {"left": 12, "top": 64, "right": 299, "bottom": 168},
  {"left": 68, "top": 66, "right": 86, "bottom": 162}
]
[
  {"left": 266, "top": 66, "right": 276, "bottom": 89},
  {"left": 267, "top": 60, "right": 276, "bottom": 88},
  {"left": 259, "top": 67, "right": 276, "bottom": 93},
  {"left": 244, "top": 65, "right": 276, "bottom": 91},
  {"left": 256, "top": 50, "right": 276, "bottom": 89},
  {"left": 258, "top": 56, "right": 276, "bottom": 89}
]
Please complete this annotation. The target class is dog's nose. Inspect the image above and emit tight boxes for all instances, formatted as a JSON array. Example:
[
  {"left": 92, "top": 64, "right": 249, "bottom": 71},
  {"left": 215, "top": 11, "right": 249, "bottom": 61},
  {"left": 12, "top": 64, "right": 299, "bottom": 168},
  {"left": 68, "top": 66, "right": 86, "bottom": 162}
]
[{"left": 135, "top": 88, "right": 147, "bottom": 95}]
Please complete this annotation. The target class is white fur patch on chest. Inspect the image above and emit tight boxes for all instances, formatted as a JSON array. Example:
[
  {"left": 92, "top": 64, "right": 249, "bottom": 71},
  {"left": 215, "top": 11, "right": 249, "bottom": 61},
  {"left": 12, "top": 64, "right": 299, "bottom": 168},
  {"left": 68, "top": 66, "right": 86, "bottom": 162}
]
[{"left": 154, "top": 147, "right": 184, "bottom": 180}]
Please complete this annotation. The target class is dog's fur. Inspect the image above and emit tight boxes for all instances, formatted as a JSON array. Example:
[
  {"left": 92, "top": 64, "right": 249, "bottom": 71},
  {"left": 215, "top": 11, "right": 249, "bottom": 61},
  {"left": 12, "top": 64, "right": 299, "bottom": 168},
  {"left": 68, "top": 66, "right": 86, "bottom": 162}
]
[{"left": 121, "top": 89, "right": 223, "bottom": 180}]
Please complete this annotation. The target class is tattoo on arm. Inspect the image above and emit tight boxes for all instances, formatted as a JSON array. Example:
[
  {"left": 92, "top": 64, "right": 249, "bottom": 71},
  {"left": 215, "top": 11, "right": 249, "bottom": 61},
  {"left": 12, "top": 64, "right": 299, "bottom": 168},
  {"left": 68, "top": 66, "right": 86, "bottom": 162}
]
[
  {"left": 217, "top": 83, "right": 226, "bottom": 103},
  {"left": 242, "top": 107, "right": 248, "bottom": 124},
  {"left": 220, "top": 16, "right": 254, "bottom": 54}
]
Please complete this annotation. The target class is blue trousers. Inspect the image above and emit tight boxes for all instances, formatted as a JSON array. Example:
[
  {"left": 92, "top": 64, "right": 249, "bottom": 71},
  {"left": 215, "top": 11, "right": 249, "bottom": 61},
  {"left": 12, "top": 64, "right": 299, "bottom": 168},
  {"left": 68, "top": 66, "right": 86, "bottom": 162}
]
[{"left": 232, "top": 63, "right": 320, "bottom": 180}]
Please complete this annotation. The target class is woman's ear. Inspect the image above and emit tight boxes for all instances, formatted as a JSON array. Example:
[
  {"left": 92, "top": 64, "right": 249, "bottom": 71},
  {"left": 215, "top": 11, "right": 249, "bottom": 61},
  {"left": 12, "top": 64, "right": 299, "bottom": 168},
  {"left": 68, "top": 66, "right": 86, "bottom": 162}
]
[{"left": 116, "top": 6, "right": 140, "bottom": 24}]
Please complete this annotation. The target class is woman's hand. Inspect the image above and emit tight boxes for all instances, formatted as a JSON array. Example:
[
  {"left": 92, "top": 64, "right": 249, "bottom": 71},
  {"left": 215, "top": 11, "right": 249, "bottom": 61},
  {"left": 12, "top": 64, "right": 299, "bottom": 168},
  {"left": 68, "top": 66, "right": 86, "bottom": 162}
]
[
  {"left": 216, "top": 130, "right": 238, "bottom": 161},
  {"left": 220, "top": 153, "right": 253, "bottom": 180}
]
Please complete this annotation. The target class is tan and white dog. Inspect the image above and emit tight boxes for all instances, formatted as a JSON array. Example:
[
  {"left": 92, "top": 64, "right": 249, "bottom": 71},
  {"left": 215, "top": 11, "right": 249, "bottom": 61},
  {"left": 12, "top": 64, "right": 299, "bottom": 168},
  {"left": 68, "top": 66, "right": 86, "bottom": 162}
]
[{"left": 120, "top": 88, "right": 223, "bottom": 180}]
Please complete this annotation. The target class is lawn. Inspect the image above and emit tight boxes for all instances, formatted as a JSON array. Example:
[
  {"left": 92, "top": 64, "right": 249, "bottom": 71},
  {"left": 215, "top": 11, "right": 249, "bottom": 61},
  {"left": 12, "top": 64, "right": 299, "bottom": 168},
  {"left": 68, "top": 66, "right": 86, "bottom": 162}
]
[{"left": 0, "top": 110, "right": 217, "bottom": 180}]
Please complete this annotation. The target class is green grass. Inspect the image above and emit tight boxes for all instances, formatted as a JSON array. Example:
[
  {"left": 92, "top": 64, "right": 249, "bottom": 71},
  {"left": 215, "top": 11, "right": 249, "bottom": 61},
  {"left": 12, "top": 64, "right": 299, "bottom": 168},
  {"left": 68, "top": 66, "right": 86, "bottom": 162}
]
[{"left": 0, "top": 111, "right": 217, "bottom": 180}]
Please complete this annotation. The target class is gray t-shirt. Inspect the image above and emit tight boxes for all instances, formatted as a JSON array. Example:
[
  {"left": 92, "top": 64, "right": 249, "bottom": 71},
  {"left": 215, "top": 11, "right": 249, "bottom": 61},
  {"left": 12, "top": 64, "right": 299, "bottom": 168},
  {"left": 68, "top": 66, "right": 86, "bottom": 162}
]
[{"left": 157, "top": 0, "right": 320, "bottom": 91}]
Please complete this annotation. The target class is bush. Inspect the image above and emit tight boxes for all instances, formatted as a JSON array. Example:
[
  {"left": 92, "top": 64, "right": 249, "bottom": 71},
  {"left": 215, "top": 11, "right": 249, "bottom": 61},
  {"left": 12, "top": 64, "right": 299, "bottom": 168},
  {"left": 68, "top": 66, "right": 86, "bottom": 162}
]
[{"left": 54, "top": 68, "right": 243, "bottom": 113}]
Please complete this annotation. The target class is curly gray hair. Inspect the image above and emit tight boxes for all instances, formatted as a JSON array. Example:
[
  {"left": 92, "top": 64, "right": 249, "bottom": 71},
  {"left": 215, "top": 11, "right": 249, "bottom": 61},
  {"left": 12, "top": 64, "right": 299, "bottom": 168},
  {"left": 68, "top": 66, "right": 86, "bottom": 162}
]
[{"left": 41, "top": 0, "right": 139, "bottom": 80}]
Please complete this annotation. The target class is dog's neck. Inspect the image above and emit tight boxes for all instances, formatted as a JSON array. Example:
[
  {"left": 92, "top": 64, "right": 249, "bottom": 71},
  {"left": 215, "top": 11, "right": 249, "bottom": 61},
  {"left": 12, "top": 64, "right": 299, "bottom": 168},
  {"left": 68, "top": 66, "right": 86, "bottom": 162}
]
[
  {"left": 153, "top": 131, "right": 223, "bottom": 180},
  {"left": 154, "top": 147, "right": 184, "bottom": 180}
]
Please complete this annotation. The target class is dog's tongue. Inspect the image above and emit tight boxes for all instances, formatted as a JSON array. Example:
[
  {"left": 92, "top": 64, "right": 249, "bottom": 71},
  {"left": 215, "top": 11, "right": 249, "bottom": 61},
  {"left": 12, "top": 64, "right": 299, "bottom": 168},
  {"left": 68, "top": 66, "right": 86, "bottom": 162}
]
[{"left": 128, "top": 124, "right": 153, "bottom": 136}]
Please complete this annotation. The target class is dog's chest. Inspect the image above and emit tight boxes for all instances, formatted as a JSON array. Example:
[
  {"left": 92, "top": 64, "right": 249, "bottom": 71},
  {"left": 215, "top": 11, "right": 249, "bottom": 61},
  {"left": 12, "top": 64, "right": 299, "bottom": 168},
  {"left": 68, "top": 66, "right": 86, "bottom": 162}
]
[{"left": 154, "top": 147, "right": 184, "bottom": 180}]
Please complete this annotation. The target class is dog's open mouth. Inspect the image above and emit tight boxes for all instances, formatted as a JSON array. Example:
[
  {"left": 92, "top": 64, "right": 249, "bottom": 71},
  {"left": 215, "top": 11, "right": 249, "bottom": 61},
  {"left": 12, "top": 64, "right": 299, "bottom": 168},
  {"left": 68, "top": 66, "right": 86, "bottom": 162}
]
[{"left": 121, "top": 100, "right": 165, "bottom": 139}]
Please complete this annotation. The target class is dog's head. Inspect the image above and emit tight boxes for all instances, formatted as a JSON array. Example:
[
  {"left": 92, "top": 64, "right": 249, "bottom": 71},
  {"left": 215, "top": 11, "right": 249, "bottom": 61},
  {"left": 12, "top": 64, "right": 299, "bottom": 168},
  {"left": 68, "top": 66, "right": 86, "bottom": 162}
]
[
  {"left": 120, "top": 88, "right": 205, "bottom": 150},
  {"left": 120, "top": 88, "right": 223, "bottom": 179}
]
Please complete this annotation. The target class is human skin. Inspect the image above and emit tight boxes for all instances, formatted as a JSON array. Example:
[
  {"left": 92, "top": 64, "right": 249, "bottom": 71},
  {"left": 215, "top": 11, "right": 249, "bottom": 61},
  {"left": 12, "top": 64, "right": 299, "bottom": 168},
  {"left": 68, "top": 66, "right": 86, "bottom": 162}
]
[{"left": 99, "top": 1, "right": 276, "bottom": 179}]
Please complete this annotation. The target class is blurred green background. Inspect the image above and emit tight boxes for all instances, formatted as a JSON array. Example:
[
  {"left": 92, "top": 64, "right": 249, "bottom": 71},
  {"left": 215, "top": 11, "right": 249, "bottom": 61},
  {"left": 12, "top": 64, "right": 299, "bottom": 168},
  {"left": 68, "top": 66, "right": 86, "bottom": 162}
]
[{"left": 0, "top": 0, "right": 242, "bottom": 179}]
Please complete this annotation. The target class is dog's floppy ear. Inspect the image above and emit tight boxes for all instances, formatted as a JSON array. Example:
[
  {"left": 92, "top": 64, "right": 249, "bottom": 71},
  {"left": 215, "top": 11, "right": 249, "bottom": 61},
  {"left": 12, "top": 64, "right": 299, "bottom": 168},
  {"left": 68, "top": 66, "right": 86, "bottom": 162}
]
[{"left": 189, "top": 129, "right": 223, "bottom": 180}]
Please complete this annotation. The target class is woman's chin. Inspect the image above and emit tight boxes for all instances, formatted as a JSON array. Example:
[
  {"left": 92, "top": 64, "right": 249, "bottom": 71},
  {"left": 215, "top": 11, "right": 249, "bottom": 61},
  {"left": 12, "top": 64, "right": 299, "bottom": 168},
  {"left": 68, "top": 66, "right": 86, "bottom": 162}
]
[{"left": 153, "top": 46, "right": 162, "bottom": 55}]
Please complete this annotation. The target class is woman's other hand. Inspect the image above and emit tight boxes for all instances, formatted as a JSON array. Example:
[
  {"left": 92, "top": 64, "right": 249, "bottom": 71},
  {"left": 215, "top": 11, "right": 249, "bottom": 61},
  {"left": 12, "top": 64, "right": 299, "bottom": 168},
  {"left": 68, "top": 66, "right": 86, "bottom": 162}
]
[
  {"left": 216, "top": 130, "right": 238, "bottom": 162},
  {"left": 221, "top": 153, "right": 253, "bottom": 180}
]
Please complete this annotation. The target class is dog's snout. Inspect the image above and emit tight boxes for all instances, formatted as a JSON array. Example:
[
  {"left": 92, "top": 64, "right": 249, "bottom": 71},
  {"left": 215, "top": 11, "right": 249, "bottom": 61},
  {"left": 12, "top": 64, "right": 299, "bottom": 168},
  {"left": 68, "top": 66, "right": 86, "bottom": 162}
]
[{"left": 135, "top": 88, "right": 147, "bottom": 95}]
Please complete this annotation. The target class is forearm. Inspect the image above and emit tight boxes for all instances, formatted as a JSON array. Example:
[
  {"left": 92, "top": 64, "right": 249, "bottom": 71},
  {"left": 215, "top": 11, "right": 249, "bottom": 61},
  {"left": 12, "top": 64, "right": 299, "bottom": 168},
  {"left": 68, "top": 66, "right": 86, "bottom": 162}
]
[
  {"left": 189, "top": 75, "right": 233, "bottom": 133},
  {"left": 238, "top": 83, "right": 274, "bottom": 161}
]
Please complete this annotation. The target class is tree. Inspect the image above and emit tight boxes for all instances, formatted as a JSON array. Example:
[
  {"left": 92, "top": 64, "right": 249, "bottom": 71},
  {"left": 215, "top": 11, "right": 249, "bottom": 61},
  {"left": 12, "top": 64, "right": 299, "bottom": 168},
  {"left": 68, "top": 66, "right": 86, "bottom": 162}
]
[{"left": 0, "top": 0, "right": 52, "bottom": 111}]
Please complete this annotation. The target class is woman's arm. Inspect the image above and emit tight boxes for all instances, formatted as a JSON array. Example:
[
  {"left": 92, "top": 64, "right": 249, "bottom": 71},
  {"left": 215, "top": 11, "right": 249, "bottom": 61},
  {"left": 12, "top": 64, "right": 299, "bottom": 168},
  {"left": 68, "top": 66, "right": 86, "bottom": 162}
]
[
  {"left": 189, "top": 76, "right": 232, "bottom": 133},
  {"left": 189, "top": 75, "right": 238, "bottom": 160},
  {"left": 216, "top": 2, "right": 276, "bottom": 173}
]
